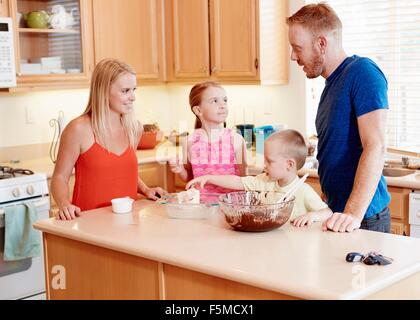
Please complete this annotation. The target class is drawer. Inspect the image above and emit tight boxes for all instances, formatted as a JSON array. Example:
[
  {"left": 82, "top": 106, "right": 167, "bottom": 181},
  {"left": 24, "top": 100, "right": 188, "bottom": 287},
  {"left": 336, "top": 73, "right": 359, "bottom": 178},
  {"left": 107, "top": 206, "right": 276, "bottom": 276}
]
[
  {"left": 388, "top": 187, "right": 410, "bottom": 220},
  {"left": 390, "top": 220, "right": 408, "bottom": 236}
]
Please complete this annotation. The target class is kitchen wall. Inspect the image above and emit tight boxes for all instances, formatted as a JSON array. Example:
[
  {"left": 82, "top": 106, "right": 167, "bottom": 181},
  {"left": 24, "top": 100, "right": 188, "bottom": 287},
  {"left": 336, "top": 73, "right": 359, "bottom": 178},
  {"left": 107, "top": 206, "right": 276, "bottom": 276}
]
[
  {"left": 0, "top": 0, "right": 307, "bottom": 160},
  {"left": 0, "top": 77, "right": 306, "bottom": 146}
]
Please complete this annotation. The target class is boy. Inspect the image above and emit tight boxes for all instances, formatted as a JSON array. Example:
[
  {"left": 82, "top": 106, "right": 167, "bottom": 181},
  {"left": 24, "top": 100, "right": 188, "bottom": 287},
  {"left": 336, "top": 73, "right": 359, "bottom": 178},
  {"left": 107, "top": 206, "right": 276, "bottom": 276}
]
[{"left": 186, "top": 129, "right": 333, "bottom": 227}]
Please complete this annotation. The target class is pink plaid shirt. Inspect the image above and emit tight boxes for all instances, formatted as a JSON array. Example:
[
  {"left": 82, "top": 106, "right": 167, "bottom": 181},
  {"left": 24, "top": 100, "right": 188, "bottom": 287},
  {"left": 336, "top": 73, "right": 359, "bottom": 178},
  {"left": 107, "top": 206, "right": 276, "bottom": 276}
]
[{"left": 190, "top": 128, "right": 241, "bottom": 195}]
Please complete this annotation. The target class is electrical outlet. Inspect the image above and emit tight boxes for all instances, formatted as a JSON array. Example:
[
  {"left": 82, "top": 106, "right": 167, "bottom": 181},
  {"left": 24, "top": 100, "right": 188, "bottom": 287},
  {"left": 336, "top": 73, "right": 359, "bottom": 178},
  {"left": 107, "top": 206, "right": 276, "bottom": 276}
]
[
  {"left": 263, "top": 99, "right": 273, "bottom": 115},
  {"left": 25, "top": 106, "right": 35, "bottom": 124}
]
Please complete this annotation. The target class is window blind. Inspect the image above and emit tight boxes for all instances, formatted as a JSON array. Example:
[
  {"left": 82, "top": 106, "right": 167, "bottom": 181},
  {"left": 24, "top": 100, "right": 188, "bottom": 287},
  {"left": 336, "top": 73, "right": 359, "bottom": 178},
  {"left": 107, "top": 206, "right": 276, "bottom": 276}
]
[{"left": 306, "top": 0, "right": 420, "bottom": 148}]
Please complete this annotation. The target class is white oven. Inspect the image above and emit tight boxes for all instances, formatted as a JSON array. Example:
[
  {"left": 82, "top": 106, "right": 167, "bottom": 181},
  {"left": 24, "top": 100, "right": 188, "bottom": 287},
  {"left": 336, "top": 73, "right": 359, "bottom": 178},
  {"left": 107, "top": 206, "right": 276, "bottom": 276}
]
[{"left": 0, "top": 169, "right": 49, "bottom": 300}]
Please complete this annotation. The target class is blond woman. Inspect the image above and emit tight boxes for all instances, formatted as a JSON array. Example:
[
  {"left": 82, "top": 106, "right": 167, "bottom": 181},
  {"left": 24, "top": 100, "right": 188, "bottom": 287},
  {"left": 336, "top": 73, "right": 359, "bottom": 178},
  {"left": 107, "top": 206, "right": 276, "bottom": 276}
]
[{"left": 51, "top": 59, "right": 166, "bottom": 220}]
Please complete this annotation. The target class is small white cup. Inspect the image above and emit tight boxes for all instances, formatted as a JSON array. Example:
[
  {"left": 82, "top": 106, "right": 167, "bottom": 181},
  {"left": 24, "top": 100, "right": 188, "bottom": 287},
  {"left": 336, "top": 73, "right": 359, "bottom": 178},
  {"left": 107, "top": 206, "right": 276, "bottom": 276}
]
[{"left": 111, "top": 197, "right": 134, "bottom": 214}]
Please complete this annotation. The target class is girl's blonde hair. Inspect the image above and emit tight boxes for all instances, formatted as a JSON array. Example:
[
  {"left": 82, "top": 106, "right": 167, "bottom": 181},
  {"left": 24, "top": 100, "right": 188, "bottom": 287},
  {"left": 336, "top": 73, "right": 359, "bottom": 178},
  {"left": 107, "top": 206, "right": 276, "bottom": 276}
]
[
  {"left": 189, "top": 81, "right": 224, "bottom": 129},
  {"left": 83, "top": 58, "right": 139, "bottom": 151}
]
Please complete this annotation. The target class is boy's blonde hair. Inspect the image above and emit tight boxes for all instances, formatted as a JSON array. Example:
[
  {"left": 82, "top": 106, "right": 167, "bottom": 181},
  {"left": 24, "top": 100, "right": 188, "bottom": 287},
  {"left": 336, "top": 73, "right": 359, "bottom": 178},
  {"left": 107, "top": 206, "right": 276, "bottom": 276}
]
[
  {"left": 83, "top": 58, "right": 138, "bottom": 151},
  {"left": 266, "top": 129, "right": 308, "bottom": 170}
]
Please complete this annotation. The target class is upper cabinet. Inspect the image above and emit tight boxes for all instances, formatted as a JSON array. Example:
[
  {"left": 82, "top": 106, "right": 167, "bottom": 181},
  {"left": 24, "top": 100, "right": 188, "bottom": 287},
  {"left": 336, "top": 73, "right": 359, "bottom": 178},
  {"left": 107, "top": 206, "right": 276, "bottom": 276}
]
[
  {"left": 7, "top": 0, "right": 93, "bottom": 91},
  {"left": 0, "top": 0, "right": 9, "bottom": 16},
  {"left": 165, "top": 0, "right": 289, "bottom": 84},
  {"left": 2, "top": 0, "right": 289, "bottom": 90},
  {"left": 210, "top": 0, "right": 258, "bottom": 80},
  {"left": 92, "top": 0, "right": 166, "bottom": 84},
  {"left": 165, "top": 0, "right": 210, "bottom": 80}
]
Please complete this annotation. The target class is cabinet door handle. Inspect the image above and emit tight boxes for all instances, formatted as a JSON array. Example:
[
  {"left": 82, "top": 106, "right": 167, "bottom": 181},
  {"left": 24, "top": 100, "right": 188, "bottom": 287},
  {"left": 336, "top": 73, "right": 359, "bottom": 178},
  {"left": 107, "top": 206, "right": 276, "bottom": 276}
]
[{"left": 211, "top": 67, "right": 217, "bottom": 74}]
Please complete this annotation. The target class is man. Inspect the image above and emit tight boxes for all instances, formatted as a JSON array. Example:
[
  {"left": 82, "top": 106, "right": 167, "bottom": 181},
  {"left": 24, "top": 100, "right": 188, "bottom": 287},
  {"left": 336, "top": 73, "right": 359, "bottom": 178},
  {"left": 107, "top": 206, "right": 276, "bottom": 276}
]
[{"left": 286, "top": 3, "right": 390, "bottom": 233}]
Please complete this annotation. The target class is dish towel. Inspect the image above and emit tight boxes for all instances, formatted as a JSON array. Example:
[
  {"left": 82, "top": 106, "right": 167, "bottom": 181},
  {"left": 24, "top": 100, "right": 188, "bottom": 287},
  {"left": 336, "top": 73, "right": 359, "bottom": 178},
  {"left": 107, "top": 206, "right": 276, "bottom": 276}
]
[{"left": 3, "top": 202, "right": 41, "bottom": 261}]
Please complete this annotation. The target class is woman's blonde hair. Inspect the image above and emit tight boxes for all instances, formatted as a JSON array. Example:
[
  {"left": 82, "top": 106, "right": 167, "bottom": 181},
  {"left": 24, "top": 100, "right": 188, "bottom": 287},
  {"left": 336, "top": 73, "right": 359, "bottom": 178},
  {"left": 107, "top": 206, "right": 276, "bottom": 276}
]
[
  {"left": 83, "top": 58, "right": 138, "bottom": 151},
  {"left": 189, "top": 81, "right": 224, "bottom": 129}
]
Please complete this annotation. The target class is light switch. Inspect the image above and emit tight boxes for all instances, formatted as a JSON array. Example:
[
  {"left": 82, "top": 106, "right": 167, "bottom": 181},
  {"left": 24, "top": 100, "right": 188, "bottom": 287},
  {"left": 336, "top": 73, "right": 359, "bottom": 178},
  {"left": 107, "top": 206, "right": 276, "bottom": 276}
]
[{"left": 25, "top": 106, "right": 35, "bottom": 124}]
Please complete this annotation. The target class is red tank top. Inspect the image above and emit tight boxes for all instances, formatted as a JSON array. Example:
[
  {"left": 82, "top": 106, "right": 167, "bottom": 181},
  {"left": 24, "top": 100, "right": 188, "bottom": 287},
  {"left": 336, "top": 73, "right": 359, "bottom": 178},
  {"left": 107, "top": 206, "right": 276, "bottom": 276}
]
[{"left": 72, "top": 143, "right": 138, "bottom": 211}]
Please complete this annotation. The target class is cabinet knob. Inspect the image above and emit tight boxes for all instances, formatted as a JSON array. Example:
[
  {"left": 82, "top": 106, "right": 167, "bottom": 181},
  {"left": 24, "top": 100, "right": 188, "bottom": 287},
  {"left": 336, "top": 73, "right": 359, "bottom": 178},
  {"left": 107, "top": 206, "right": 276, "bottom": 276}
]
[
  {"left": 211, "top": 67, "right": 218, "bottom": 74},
  {"left": 201, "top": 67, "right": 207, "bottom": 73}
]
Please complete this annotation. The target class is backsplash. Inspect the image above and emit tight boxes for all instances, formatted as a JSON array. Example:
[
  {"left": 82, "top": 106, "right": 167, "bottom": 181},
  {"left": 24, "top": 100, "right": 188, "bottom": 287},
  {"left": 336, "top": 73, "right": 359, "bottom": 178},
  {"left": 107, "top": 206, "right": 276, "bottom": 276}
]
[{"left": 0, "top": 63, "right": 307, "bottom": 160}]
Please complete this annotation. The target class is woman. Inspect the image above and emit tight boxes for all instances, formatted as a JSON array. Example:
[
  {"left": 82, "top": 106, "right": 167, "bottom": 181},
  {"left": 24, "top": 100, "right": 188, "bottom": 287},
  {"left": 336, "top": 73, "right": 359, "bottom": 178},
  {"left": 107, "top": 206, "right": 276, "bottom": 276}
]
[{"left": 51, "top": 58, "right": 166, "bottom": 220}]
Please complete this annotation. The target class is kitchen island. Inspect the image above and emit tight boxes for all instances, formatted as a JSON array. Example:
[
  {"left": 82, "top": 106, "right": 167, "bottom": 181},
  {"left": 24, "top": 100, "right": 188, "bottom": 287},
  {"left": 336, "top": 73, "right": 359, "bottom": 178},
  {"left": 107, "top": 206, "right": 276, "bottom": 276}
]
[{"left": 34, "top": 200, "right": 420, "bottom": 300}]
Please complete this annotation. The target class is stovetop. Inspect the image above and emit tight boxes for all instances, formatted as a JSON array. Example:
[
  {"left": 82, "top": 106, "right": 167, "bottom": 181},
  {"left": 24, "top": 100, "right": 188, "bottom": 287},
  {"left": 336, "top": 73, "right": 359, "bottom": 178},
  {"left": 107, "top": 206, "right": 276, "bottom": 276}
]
[
  {"left": 0, "top": 166, "right": 48, "bottom": 203},
  {"left": 0, "top": 166, "right": 34, "bottom": 180}
]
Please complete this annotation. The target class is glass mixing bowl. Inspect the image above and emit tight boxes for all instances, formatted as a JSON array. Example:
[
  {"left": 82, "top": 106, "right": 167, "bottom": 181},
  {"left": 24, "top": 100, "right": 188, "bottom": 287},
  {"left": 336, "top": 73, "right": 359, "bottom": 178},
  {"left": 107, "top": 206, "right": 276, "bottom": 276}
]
[
  {"left": 218, "top": 191, "right": 295, "bottom": 232},
  {"left": 159, "top": 193, "right": 220, "bottom": 219}
]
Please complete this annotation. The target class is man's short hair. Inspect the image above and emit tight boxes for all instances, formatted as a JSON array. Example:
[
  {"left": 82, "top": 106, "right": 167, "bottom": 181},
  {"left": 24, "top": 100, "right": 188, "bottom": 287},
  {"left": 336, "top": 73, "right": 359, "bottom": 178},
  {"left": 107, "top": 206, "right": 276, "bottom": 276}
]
[{"left": 286, "top": 2, "right": 342, "bottom": 36}]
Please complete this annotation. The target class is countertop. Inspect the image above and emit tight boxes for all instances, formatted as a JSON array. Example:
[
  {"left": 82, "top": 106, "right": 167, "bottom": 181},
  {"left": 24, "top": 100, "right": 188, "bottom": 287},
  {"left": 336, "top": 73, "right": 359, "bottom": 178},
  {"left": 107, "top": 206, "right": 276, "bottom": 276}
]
[
  {"left": 247, "top": 165, "right": 420, "bottom": 190},
  {"left": 296, "top": 168, "right": 420, "bottom": 190},
  {"left": 34, "top": 199, "right": 420, "bottom": 300}
]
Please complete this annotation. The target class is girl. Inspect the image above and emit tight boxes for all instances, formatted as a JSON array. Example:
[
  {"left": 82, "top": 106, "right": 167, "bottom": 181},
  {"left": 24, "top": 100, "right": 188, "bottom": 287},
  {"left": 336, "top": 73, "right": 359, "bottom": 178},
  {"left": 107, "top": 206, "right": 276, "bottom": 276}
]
[
  {"left": 169, "top": 81, "right": 247, "bottom": 195},
  {"left": 51, "top": 59, "right": 166, "bottom": 220}
]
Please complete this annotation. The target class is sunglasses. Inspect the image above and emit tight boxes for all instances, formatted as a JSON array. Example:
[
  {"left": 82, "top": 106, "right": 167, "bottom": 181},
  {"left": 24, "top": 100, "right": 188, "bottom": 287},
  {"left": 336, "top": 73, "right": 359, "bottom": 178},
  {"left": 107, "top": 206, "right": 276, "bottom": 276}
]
[{"left": 346, "top": 251, "right": 393, "bottom": 266}]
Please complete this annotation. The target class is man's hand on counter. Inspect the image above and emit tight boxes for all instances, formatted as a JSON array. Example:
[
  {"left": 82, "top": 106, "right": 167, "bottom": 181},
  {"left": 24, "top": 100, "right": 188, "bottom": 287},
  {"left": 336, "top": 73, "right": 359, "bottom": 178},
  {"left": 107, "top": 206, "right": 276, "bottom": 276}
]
[{"left": 322, "top": 212, "right": 362, "bottom": 233}]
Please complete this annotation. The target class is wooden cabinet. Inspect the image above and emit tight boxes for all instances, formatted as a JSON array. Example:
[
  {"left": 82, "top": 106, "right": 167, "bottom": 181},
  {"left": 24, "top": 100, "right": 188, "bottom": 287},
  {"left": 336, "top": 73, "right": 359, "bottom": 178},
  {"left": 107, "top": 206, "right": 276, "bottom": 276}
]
[
  {"left": 138, "top": 162, "right": 165, "bottom": 188},
  {"left": 304, "top": 176, "right": 411, "bottom": 236},
  {"left": 92, "top": 0, "right": 166, "bottom": 83},
  {"left": 139, "top": 161, "right": 175, "bottom": 192},
  {"left": 0, "top": 0, "right": 9, "bottom": 16},
  {"left": 6, "top": 0, "right": 94, "bottom": 91},
  {"left": 390, "top": 221, "right": 408, "bottom": 237},
  {"left": 388, "top": 187, "right": 410, "bottom": 220},
  {"left": 165, "top": 0, "right": 210, "bottom": 80},
  {"left": 210, "top": 0, "right": 258, "bottom": 80},
  {"left": 165, "top": 0, "right": 289, "bottom": 84},
  {"left": 175, "top": 174, "right": 186, "bottom": 192},
  {"left": 388, "top": 187, "right": 411, "bottom": 236},
  {"left": 4, "top": 0, "right": 289, "bottom": 90},
  {"left": 306, "top": 176, "right": 323, "bottom": 198}
]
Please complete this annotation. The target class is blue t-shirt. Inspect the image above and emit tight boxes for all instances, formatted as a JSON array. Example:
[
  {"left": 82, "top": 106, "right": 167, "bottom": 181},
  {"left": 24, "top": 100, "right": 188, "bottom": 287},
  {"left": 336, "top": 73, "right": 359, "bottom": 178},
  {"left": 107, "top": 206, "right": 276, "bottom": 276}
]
[{"left": 315, "top": 55, "right": 390, "bottom": 219}]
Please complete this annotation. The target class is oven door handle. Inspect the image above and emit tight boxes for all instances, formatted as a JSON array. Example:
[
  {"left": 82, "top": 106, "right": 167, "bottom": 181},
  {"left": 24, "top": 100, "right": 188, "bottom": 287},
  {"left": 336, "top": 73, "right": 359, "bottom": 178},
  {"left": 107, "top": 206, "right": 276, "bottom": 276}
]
[{"left": 0, "top": 198, "right": 50, "bottom": 215}]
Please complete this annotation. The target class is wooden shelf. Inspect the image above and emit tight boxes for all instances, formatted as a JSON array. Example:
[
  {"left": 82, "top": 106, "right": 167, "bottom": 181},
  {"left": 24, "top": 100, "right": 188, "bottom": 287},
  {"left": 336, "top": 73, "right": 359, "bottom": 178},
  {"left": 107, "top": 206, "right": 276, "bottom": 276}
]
[{"left": 18, "top": 28, "right": 79, "bottom": 34}]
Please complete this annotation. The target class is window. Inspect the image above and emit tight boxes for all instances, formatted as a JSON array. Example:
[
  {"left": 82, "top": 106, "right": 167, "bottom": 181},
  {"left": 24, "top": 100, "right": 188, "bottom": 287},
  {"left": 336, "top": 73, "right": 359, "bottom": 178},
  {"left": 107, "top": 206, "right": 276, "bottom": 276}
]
[{"left": 306, "top": 0, "right": 420, "bottom": 148}]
